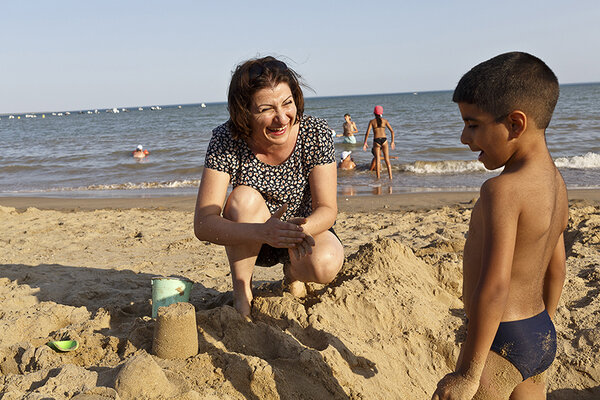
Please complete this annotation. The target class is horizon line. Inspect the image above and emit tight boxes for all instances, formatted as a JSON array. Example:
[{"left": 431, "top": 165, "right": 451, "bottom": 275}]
[{"left": 1, "top": 81, "right": 598, "bottom": 117}]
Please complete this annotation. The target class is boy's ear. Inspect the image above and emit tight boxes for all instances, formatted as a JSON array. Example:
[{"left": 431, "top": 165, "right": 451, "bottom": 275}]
[{"left": 507, "top": 110, "right": 527, "bottom": 139}]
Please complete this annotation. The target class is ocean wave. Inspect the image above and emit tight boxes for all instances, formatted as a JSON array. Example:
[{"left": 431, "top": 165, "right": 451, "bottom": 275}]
[
  {"left": 399, "top": 160, "right": 489, "bottom": 174},
  {"left": 397, "top": 152, "right": 600, "bottom": 175},
  {"left": 27, "top": 179, "right": 202, "bottom": 192},
  {"left": 80, "top": 180, "right": 201, "bottom": 191},
  {"left": 554, "top": 152, "right": 600, "bottom": 169}
]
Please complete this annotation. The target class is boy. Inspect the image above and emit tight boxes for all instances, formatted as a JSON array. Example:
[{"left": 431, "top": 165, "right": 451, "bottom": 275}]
[
  {"left": 338, "top": 151, "right": 356, "bottom": 170},
  {"left": 339, "top": 113, "right": 358, "bottom": 144},
  {"left": 433, "top": 52, "right": 568, "bottom": 399}
]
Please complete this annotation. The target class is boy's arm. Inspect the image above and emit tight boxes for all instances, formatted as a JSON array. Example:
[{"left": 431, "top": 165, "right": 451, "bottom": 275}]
[
  {"left": 459, "top": 180, "right": 517, "bottom": 373},
  {"left": 543, "top": 233, "right": 566, "bottom": 319},
  {"left": 434, "top": 179, "right": 517, "bottom": 398}
]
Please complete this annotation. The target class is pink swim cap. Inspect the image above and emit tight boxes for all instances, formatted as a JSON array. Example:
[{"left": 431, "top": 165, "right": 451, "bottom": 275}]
[{"left": 374, "top": 105, "right": 383, "bottom": 115}]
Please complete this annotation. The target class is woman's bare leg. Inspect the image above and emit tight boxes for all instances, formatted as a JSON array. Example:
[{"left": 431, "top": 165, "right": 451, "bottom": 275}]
[
  {"left": 382, "top": 143, "right": 393, "bottom": 180},
  {"left": 222, "top": 185, "right": 271, "bottom": 318},
  {"left": 286, "top": 230, "right": 344, "bottom": 286},
  {"left": 374, "top": 146, "right": 382, "bottom": 179}
]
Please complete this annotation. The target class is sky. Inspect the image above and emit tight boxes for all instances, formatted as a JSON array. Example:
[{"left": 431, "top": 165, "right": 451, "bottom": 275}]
[{"left": 1, "top": 0, "right": 599, "bottom": 114}]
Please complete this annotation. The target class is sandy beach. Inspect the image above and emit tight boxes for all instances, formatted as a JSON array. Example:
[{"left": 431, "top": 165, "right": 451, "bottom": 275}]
[{"left": 1, "top": 190, "right": 599, "bottom": 399}]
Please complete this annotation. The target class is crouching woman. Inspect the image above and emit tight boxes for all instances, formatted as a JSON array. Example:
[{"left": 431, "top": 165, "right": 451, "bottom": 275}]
[{"left": 194, "top": 56, "right": 344, "bottom": 318}]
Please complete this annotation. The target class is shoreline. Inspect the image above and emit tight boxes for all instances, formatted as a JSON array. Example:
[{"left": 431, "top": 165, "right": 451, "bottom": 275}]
[{"left": 1, "top": 188, "right": 599, "bottom": 212}]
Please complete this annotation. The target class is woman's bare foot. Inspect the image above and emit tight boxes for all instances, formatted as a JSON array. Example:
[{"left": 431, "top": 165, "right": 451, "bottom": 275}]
[
  {"left": 232, "top": 282, "right": 253, "bottom": 320},
  {"left": 287, "top": 280, "right": 307, "bottom": 298},
  {"left": 283, "top": 262, "right": 307, "bottom": 298},
  {"left": 233, "top": 296, "right": 252, "bottom": 320}
]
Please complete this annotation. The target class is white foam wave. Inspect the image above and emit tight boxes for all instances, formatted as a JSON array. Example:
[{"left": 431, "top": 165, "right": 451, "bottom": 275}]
[
  {"left": 399, "top": 152, "right": 600, "bottom": 175},
  {"left": 400, "top": 160, "right": 489, "bottom": 174},
  {"left": 36, "top": 179, "right": 202, "bottom": 192},
  {"left": 554, "top": 152, "right": 600, "bottom": 169},
  {"left": 81, "top": 179, "right": 201, "bottom": 191}
]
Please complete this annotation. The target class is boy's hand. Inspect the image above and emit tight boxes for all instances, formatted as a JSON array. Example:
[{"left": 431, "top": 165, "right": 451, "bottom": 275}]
[{"left": 432, "top": 372, "right": 479, "bottom": 400}]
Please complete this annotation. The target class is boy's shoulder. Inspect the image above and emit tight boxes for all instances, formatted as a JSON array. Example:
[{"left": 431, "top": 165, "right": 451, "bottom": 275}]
[
  {"left": 480, "top": 173, "right": 519, "bottom": 200},
  {"left": 477, "top": 174, "right": 526, "bottom": 222},
  {"left": 479, "top": 164, "right": 567, "bottom": 222}
]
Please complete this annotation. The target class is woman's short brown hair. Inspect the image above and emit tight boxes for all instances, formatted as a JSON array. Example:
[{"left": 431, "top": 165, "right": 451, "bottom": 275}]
[{"left": 227, "top": 56, "right": 305, "bottom": 140}]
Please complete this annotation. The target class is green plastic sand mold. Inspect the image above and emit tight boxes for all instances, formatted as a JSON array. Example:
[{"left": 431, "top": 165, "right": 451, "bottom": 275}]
[{"left": 47, "top": 340, "right": 79, "bottom": 352}]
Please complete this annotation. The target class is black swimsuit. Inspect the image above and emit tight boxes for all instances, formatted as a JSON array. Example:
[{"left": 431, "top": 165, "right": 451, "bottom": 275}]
[{"left": 373, "top": 137, "right": 387, "bottom": 146}]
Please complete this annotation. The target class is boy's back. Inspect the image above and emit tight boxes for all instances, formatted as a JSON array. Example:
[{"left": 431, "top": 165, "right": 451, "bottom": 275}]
[
  {"left": 463, "top": 152, "right": 568, "bottom": 321},
  {"left": 433, "top": 52, "right": 568, "bottom": 400}
]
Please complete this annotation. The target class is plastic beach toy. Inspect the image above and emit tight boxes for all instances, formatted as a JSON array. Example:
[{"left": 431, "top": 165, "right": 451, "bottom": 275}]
[
  {"left": 47, "top": 340, "right": 79, "bottom": 352},
  {"left": 151, "top": 276, "right": 193, "bottom": 318}
]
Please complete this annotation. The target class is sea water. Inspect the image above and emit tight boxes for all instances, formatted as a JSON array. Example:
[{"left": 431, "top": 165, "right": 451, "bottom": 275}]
[{"left": 0, "top": 83, "right": 598, "bottom": 197}]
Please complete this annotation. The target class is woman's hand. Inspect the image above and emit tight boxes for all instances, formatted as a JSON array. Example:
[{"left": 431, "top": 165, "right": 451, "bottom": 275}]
[
  {"left": 261, "top": 204, "right": 306, "bottom": 248},
  {"left": 287, "top": 216, "right": 316, "bottom": 260}
]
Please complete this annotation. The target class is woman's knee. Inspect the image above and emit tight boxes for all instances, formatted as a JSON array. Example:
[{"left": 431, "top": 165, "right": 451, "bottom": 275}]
[
  {"left": 308, "top": 236, "right": 344, "bottom": 283},
  {"left": 223, "top": 185, "right": 269, "bottom": 222}
]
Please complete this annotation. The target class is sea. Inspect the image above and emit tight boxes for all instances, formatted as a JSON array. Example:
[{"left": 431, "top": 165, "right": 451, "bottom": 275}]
[{"left": 1, "top": 83, "right": 599, "bottom": 198}]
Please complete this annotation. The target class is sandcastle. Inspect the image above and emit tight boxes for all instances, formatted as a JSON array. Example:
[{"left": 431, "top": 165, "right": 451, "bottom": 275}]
[{"left": 152, "top": 302, "right": 198, "bottom": 359}]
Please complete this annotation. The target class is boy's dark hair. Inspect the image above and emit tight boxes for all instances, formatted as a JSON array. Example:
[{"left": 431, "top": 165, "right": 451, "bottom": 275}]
[
  {"left": 227, "top": 56, "right": 304, "bottom": 140},
  {"left": 344, "top": 113, "right": 351, "bottom": 118},
  {"left": 453, "top": 52, "right": 559, "bottom": 129}
]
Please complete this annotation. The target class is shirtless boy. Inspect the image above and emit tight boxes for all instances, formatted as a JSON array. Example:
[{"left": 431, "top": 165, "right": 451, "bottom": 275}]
[
  {"left": 340, "top": 113, "right": 358, "bottom": 144},
  {"left": 433, "top": 52, "right": 568, "bottom": 400},
  {"left": 363, "top": 105, "right": 395, "bottom": 179}
]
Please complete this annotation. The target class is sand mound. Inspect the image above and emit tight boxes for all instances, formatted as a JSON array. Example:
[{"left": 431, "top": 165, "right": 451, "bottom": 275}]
[{"left": 1, "top": 203, "right": 599, "bottom": 398}]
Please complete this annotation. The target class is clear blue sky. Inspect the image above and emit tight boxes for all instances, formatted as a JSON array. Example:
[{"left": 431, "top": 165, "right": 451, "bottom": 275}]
[{"left": 2, "top": 0, "right": 599, "bottom": 114}]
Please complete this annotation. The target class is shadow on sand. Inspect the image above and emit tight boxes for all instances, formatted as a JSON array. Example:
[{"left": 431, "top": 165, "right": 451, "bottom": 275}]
[
  {"left": 1, "top": 263, "right": 374, "bottom": 398},
  {"left": 549, "top": 385, "right": 600, "bottom": 400}
]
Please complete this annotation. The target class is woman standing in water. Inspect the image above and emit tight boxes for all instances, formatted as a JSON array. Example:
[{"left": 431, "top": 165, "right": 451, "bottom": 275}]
[
  {"left": 363, "top": 105, "right": 395, "bottom": 179},
  {"left": 193, "top": 56, "right": 344, "bottom": 319}
]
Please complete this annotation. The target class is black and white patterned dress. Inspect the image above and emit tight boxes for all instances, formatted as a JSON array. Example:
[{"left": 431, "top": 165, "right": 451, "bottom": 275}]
[{"left": 205, "top": 115, "right": 335, "bottom": 221}]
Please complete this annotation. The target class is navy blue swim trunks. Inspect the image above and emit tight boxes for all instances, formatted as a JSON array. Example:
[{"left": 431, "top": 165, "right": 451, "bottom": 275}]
[
  {"left": 490, "top": 310, "right": 557, "bottom": 380},
  {"left": 255, "top": 227, "right": 340, "bottom": 267}
]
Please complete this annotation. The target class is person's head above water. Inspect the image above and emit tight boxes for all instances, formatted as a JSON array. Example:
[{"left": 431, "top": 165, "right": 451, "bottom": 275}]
[{"left": 227, "top": 56, "right": 305, "bottom": 140}]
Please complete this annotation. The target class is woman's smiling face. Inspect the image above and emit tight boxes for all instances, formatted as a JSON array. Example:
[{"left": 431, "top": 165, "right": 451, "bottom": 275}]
[{"left": 249, "top": 82, "right": 298, "bottom": 148}]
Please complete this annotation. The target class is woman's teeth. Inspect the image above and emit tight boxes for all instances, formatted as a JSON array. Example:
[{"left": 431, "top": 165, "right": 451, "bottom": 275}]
[{"left": 268, "top": 126, "right": 286, "bottom": 134}]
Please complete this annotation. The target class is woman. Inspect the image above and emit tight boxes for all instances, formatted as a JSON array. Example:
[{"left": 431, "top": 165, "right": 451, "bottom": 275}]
[
  {"left": 362, "top": 105, "right": 395, "bottom": 179},
  {"left": 194, "top": 56, "right": 344, "bottom": 319}
]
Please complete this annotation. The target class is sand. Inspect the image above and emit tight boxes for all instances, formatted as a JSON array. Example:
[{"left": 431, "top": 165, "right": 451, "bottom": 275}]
[{"left": 0, "top": 190, "right": 599, "bottom": 399}]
